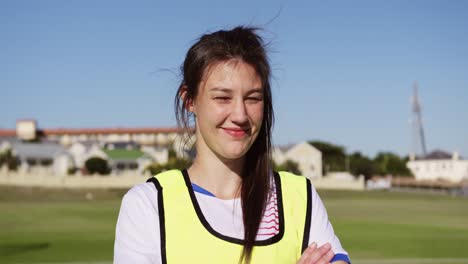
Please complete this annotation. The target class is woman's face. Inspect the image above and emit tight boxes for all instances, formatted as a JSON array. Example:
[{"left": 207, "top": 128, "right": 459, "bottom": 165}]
[{"left": 190, "top": 60, "right": 264, "bottom": 161}]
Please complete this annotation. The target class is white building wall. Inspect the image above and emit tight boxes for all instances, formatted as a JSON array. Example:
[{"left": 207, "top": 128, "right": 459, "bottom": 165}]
[
  {"left": 53, "top": 154, "right": 74, "bottom": 176},
  {"left": 69, "top": 142, "right": 87, "bottom": 168},
  {"left": 284, "top": 142, "right": 323, "bottom": 179},
  {"left": 273, "top": 142, "right": 323, "bottom": 180},
  {"left": 84, "top": 145, "right": 108, "bottom": 161},
  {"left": 155, "top": 134, "right": 166, "bottom": 145},
  {"left": 46, "top": 131, "right": 184, "bottom": 147},
  {"left": 60, "top": 135, "right": 72, "bottom": 146},
  {"left": 16, "top": 120, "right": 37, "bottom": 141},
  {"left": 0, "top": 141, "right": 12, "bottom": 153},
  {"left": 272, "top": 147, "right": 286, "bottom": 165},
  {"left": 407, "top": 158, "right": 468, "bottom": 182},
  {"left": 141, "top": 146, "right": 169, "bottom": 164}
]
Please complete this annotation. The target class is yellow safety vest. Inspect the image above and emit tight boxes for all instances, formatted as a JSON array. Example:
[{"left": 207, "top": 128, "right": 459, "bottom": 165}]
[{"left": 147, "top": 169, "right": 312, "bottom": 264}]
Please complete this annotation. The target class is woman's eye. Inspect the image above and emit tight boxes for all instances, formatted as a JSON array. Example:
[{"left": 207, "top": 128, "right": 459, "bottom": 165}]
[
  {"left": 246, "top": 97, "right": 262, "bottom": 102},
  {"left": 214, "top": 97, "right": 230, "bottom": 102}
]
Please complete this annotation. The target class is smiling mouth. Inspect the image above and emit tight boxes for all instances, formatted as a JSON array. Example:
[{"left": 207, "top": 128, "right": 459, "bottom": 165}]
[{"left": 222, "top": 127, "right": 249, "bottom": 138}]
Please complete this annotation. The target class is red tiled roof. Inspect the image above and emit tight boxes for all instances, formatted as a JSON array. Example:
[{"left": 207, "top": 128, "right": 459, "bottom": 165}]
[
  {"left": 0, "top": 129, "right": 16, "bottom": 136},
  {"left": 41, "top": 127, "right": 184, "bottom": 135},
  {"left": 0, "top": 127, "right": 193, "bottom": 137}
]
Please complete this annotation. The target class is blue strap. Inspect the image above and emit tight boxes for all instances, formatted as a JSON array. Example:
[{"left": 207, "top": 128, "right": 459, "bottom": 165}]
[
  {"left": 331, "top": 253, "right": 351, "bottom": 264},
  {"left": 191, "top": 183, "right": 216, "bottom": 197}
]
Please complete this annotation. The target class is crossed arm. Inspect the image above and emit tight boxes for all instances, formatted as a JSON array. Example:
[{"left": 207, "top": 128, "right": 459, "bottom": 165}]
[{"left": 297, "top": 242, "right": 348, "bottom": 264}]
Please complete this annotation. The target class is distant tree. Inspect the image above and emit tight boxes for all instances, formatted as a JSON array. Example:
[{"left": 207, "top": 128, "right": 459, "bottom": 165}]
[
  {"left": 308, "top": 140, "right": 346, "bottom": 174},
  {"left": 145, "top": 163, "right": 166, "bottom": 176},
  {"left": 273, "top": 159, "right": 301, "bottom": 175},
  {"left": 349, "top": 151, "right": 376, "bottom": 180},
  {"left": 67, "top": 167, "right": 78, "bottom": 175},
  {"left": 374, "top": 152, "right": 412, "bottom": 176},
  {"left": 167, "top": 156, "right": 192, "bottom": 170},
  {"left": 0, "top": 151, "right": 7, "bottom": 167},
  {"left": 0, "top": 150, "right": 19, "bottom": 171},
  {"left": 145, "top": 156, "right": 192, "bottom": 176},
  {"left": 84, "top": 157, "right": 111, "bottom": 175}
]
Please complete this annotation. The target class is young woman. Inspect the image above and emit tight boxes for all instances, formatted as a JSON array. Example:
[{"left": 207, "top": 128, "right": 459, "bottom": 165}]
[{"left": 114, "top": 26, "right": 351, "bottom": 264}]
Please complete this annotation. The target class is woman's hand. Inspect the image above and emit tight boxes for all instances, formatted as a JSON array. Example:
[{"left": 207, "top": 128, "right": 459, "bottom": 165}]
[{"left": 297, "top": 242, "right": 334, "bottom": 264}]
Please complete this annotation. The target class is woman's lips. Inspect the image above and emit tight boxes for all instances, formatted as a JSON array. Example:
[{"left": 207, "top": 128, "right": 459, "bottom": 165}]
[{"left": 222, "top": 127, "right": 247, "bottom": 138}]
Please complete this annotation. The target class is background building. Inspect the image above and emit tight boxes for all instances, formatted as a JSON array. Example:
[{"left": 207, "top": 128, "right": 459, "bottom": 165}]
[
  {"left": 407, "top": 150, "right": 468, "bottom": 182},
  {"left": 0, "top": 120, "right": 193, "bottom": 176},
  {"left": 273, "top": 141, "right": 323, "bottom": 179}
]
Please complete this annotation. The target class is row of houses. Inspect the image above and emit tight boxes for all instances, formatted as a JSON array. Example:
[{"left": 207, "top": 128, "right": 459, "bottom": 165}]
[
  {"left": 1, "top": 120, "right": 467, "bottom": 183},
  {"left": 0, "top": 120, "right": 326, "bottom": 178},
  {"left": 8, "top": 119, "right": 184, "bottom": 146},
  {"left": 274, "top": 142, "right": 468, "bottom": 183},
  {"left": 0, "top": 140, "right": 173, "bottom": 176},
  {"left": 0, "top": 138, "right": 324, "bottom": 179},
  {"left": 0, "top": 120, "right": 194, "bottom": 176}
]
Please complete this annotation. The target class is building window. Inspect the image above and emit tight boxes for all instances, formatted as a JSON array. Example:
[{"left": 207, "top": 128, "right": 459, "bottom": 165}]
[
  {"left": 40, "top": 159, "right": 53, "bottom": 166},
  {"left": 129, "top": 163, "right": 138, "bottom": 170}
]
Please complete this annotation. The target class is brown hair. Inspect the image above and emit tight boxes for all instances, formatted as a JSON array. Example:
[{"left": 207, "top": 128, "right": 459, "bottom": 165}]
[{"left": 174, "top": 26, "right": 274, "bottom": 263}]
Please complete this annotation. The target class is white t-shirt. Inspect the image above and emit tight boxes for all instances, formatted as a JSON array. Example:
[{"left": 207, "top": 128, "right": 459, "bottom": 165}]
[{"left": 114, "top": 177, "right": 350, "bottom": 263}]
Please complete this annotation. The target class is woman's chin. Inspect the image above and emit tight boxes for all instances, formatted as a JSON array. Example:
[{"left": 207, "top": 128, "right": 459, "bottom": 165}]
[
  {"left": 218, "top": 146, "right": 249, "bottom": 161},
  {"left": 220, "top": 152, "right": 246, "bottom": 161}
]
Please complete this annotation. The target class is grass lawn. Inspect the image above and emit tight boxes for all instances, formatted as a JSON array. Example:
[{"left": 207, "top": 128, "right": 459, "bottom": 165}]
[
  {"left": 103, "top": 149, "right": 145, "bottom": 160},
  {"left": 320, "top": 190, "right": 468, "bottom": 263},
  {"left": 0, "top": 187, "right": 123, "bottom": 264},
  {"left": 1, "top": 186, "right": 467, "bottom": 263}
]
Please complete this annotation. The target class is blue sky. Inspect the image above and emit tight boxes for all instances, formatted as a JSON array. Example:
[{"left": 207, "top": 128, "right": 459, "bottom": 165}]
[{"left": 2, "top": 0, "right": 467, "bottom": 157}]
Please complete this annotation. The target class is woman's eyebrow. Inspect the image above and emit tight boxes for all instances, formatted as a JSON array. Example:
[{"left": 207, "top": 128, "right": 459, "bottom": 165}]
[
  {"left": 210, "top": 87, "right": 232, "bottom": 93},
  {"left": 246, "top": 88, "right": 263, "bottom": 95},
  {"left": 210, "top": 87, "right": 263, "bottom": 94}
]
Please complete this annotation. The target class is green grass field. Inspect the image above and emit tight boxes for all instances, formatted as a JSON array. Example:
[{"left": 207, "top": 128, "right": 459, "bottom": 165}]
[{"left": 1, "top": 186, "right": 467, "bottom": 264}]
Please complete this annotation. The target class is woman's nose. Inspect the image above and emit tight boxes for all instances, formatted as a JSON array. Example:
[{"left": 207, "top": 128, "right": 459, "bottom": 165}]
[{"left": 230, "top": 100, "right": 248, "bottom": 124}]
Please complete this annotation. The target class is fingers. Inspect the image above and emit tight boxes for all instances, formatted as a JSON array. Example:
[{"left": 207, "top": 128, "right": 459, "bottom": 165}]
[
  {"left": 297, "top": 242, "right": 334, "bottom": 264},
  {"left": 308, "top": 243, "right": 333, "bottom": 264},
  {"left": 297, "top": 242, "right": 317, "bottom": 264}
]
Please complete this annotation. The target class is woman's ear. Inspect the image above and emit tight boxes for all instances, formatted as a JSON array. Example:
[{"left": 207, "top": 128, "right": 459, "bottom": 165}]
[{"left": 180, "top": 85, "right": 195, "bottom": 113}]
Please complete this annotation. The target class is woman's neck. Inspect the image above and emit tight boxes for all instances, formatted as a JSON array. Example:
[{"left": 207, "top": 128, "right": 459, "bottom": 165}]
[{"left": 188, "top": 153, "right": 243, "bottom": 200}]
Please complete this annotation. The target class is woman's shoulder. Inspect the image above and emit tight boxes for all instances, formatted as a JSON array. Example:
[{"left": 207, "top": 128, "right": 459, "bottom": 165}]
[
  {"left": 115, "top": 182, "right": 161, "bottom": 260},
  {"left": 127, "top": 181, "right": 158, "bottom": 196},
  {"left": 122, "top": 169, "right": 184, "bottom": 207},
  {"left": 121, "top": 181, "right": 159, "bottom": 211}
]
